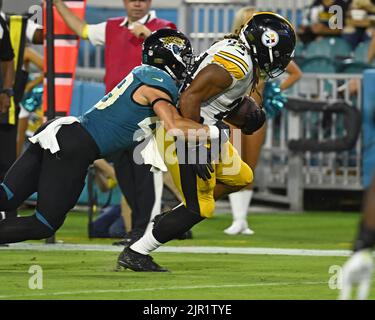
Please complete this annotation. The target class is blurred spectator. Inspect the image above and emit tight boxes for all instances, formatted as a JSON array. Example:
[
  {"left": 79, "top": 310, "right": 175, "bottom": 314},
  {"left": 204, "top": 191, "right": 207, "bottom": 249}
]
[
  {"left": 343, "top": 0, "right": 375, "bottom": 49},
  {"left": 88, "top": 159, "right": 130, "bottom": 239},
  {"left": 17, "top": 47, "right": 44, "bottom": 157},
  {"left": 89, "top": 203, "right": 127, "bottom": 239},
  {"left": 0, "top": 5, "right": 42, "bottom": 221},
  {"left": 299, "top": 0, "right": 351, "bottom": 43},
  {"left": 351, "top": 0, "right": 375, "bottom": 12}
]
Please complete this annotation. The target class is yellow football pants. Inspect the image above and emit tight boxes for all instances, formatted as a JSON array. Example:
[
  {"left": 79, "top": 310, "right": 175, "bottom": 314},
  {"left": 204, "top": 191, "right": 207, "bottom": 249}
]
[{"left": 155, "top": 128, "right": 253, "bottom": 218}]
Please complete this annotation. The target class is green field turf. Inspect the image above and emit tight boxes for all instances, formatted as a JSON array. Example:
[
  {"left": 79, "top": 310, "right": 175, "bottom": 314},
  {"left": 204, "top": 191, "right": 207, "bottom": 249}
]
[{"left": 0, "top": 210, "right": 374, "bottom": 300}]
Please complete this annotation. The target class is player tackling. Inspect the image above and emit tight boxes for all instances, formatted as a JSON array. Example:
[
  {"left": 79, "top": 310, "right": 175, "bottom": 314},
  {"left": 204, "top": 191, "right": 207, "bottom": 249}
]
[
  {"left": 118, "top": 12, "right": 297, "bottom": 272},
  {"left": 0, "top": 29, "right": 224, "bottom": 244}
]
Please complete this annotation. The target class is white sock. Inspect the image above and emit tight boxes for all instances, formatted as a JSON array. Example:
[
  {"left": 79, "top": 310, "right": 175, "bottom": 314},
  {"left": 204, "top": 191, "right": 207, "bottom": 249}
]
[
  {"left": 145, "top": 171, "right": 163, "bottom": 234},
  {"left": 229, "top": 190, "right": 253, "bottom": 222},
  {"left": 130, "top": 229, "right": 162, "bottom": 255}
]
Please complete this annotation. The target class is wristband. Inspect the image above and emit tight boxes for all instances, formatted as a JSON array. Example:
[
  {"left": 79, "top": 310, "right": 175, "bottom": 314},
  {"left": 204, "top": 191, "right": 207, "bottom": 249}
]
[
  {"left": 82, "top": 24, "right": 89, "bottom": 40},
  {"left": 208, "top": 125, "right": 220, "bottom": 140}
]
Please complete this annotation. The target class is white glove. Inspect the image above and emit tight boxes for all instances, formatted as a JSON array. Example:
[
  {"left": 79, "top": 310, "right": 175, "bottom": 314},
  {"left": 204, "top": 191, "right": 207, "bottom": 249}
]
[{"left": 339, "top": 250, "right": 374, "bottom": 300}]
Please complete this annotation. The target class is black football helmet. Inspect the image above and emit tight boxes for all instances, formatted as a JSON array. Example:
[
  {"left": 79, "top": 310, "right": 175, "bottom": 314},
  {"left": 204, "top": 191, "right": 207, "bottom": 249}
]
[
  {"left": 142, "top": 28, "right": 193, "bottom": 83},
  {"left": 239, "top": 12, "right": 296, "bottom": 78}
]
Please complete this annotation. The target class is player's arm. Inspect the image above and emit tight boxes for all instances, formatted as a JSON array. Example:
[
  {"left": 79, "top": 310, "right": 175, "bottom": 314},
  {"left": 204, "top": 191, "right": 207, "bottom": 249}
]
[
  {"left": 179, "top": 64, "right": 233, "bottom": 122},
  {"left": 24, "top": 48, "right": 44, "bottom": 93},
  {"left": 135, "top": 85, "right": 221, "bottom": 141},
  {"left": 280, "top": 61, "right": 303, "bottom": 91},
  {"left": 53, "top": 0, "right": 88, "bottom": 39}
]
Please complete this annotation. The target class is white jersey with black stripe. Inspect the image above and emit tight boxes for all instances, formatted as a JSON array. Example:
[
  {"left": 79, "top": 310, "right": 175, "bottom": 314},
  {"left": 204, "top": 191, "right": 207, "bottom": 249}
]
[{"left": 190, "top": 38, "right": 254, "bottom": 125}]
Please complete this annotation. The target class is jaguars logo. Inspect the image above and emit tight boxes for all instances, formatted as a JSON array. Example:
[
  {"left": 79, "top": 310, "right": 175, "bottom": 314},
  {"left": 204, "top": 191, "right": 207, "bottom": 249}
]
[{"left": 160, "top": 36, "right": 186, "bottom": 54}]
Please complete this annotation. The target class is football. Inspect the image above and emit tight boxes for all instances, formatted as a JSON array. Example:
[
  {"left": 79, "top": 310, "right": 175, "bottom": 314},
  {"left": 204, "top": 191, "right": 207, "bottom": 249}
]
[{"left": 224, "top": 96, "right": 260, "bottom": 128}]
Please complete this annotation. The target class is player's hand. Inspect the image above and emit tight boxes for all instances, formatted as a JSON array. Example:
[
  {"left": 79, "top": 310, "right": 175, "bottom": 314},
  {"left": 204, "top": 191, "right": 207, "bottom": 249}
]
[
  {"left": 241, "top": 106, "right": 266, "bottom": 135},
  {"left": 187, "top": 143, "right": 214, "bottom": 181},
  {"left": 129, "top": 22, "right": 152, "bottom": 39},
  {"left": 339, "top": 249, "right": 374, "bottom": 300}
]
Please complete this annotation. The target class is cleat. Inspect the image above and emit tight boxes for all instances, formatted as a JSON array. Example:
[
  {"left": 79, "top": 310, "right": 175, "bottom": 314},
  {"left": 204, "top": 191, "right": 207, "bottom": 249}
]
[
  {"left": 224, "top": 220, "right": 254, "bottom": 235},
  {"left": 117, "top": 247, "right": 169, "bottom": 272}
]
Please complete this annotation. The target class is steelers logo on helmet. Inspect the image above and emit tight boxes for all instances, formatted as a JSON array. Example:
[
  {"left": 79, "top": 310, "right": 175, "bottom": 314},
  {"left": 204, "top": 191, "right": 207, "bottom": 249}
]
[{"left": 261, "top": 29, "right": 279, "bottom": 48}]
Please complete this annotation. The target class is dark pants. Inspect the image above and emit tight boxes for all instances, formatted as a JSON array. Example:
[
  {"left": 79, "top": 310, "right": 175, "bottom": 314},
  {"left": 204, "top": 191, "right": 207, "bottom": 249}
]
[
  {"left": 114, "top": 146, "right": 156, "bottom": 235},
  {"left": 0, "top": 122, "right": 99, "bottom": 244},
  {"left": 90, "top": 205, "right": 126, "bottom": 238},
  {"left": 0, "top": 124, "right": 17, "bottom": 219}
]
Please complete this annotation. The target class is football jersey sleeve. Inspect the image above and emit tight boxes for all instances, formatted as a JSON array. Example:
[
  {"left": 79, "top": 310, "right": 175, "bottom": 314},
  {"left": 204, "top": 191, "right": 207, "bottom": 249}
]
[
  {"left": 212, "top": 45, "right": 251, "bottom": 81},
  {"left": 132, "top": 65, "right": 179, "bottom": 105}
]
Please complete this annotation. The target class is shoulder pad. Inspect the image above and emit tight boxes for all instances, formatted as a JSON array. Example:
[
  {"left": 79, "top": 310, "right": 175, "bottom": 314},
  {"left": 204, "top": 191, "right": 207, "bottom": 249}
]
[{"left": 133, "top": 65, "right": 179, "bottom": 104}]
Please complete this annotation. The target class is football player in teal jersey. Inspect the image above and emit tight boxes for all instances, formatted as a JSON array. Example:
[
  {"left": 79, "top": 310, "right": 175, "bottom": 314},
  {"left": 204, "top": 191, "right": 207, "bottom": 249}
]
[{"left": 0, "top": 29, "right": 225, "bottom": 247}]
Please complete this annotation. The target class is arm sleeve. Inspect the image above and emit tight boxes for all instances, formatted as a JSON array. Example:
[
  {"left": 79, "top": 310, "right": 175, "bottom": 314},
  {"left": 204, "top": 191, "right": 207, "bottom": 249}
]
[
  {"left": 87, "top": 22, "right": 107, "bottom": 46},
  {"left": 212, "top": 45, "right": 250, "bottom": 81},
  {"left": 0, "top": 19, "right": 15, "bottom": 61}
]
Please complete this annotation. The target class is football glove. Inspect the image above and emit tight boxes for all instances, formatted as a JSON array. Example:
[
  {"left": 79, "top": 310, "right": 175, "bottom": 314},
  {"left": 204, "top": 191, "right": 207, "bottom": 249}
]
[
  {"left": 187, "top": 143, "right": 214, "bottom": 181},
  {"left": 241, "top": 105, "right": 266, "bottom": 135}
]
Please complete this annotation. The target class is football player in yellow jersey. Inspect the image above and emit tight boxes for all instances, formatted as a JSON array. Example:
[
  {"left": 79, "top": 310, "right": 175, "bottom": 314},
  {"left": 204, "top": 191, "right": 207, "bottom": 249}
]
[{"left": 118, "top": 12, "right": 296, "bottom": 272}]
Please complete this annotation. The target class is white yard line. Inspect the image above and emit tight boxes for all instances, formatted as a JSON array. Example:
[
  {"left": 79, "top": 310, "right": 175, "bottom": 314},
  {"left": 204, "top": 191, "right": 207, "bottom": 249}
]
[
  {"left": 0, "top": 281, "right": 327, "bottom": 299},
  {"left": 0, "top": 243, "right": 357, "bottom": 257}
]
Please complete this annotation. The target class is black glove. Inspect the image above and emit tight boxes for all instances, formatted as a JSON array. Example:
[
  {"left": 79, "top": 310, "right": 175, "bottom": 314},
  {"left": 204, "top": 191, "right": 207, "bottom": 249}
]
[
  {"left": 189, "top": 143, "right": 214, "bottom": 181},
  {"left": 241, "top": 106, "right": 266, "bottom": 135}
]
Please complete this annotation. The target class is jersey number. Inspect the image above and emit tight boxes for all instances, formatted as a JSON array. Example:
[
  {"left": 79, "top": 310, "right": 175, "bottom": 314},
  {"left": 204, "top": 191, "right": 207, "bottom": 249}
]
[{"left": 93, "top": 73, "right": 134, "bottom": 110}]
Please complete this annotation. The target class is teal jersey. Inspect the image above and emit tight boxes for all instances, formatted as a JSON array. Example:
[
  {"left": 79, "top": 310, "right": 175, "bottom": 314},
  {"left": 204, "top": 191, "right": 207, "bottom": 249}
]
[{"left": 79, "top": 65, "right": 179, "bottom": 156}]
